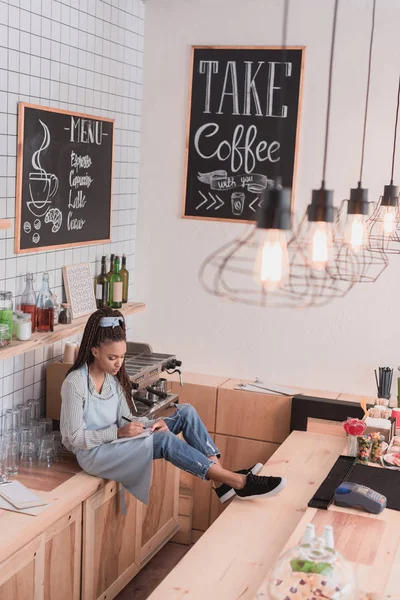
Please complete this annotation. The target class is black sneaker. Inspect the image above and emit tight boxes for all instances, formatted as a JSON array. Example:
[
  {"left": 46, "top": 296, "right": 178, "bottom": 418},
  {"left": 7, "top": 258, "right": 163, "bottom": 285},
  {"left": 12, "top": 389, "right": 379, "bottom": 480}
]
[
  {"left": 235, "top": 473, "right": 286, "bottom": 500},
  {"left": 214, "top": 463, "right": 263, "bottom": 503}
]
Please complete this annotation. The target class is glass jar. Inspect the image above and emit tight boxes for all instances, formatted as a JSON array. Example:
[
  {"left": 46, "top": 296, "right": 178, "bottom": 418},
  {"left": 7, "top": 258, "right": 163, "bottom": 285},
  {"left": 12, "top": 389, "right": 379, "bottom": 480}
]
[
  {"left": 0, "top": 324, "right": 11, "bottom": 348},
  {"left": 0, "top": 291, "right": 13, "bottom": 337},
  {"left": 59, "top": 303, "right": 72, "bottom": 325},
  {"left": 18, "top": 314, "right": 32, "bottom": 341},
  {"left": 268, "top": 533, "right": 358, "bottom": 600},
  {"left": 12, "top": 310, "right": 23, "bottom": 338}
]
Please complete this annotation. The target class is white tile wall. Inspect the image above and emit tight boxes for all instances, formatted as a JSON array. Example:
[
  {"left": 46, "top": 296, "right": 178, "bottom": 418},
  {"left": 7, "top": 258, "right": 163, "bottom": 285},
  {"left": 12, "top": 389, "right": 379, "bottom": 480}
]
[{"left": 0, "top": 0, "right": 144, "bottom": 418}]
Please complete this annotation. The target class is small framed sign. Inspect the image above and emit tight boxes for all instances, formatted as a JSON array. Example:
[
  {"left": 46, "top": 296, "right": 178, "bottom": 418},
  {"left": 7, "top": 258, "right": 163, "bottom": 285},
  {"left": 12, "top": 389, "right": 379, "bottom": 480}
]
[
  {"left": 62, "top": 263, "right": 97, "bottom": 319},
  {"left": 183, "top": 46, "right": 305, "bottom": 223}
]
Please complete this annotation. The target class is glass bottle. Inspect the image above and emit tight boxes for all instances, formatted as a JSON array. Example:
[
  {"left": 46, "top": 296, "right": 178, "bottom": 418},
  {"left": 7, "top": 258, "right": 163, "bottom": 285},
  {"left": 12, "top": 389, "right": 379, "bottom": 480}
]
[
  {"left": 96, "top": 256, "right": 110, "bottom": 308},
  {"left": 109, "top": 256, "right": 123, "bottom": 308},
  {"left": 120, "top": 254, "right": 129, "bottom": 304},
  {"left": 36, "top": 273, "right": 54, "bottom": 333},
  {"left": 21, "top": 273, "right": 37, "bottom": 333},
  {"left": 107, "top": 253, "right": 115, "bottom": 279},
  {"left": 0, "top": 291, "right": 13, "bottom": 337}
]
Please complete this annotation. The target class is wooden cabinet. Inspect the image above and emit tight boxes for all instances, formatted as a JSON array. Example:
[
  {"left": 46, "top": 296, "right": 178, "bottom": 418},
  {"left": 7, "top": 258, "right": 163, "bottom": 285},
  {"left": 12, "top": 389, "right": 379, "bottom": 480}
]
[
  {"left": 216, "top": 379, "right": 292, "bottom": 443},
  {"left": 82, "top": 480, "right": 140, "bottom": 600},
  {"left": 44, "top": 506, "right": 82, "bottom": 600},
  {"left": 139, "top": 458, "right": 179, "bottom": 566},
  {"left": 210, "top": 434, "right": 279, "bottom": 524},
  {"left": 166, "top": 372, "right": 229, "bottom": 432},
  {"left": 0, "top": 536, "right": 44, "bottom": 600}
]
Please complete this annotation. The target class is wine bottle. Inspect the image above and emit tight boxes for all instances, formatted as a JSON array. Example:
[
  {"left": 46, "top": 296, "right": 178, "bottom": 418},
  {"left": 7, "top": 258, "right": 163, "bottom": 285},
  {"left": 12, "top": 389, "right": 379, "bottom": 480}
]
[
  {"left": 120, "top": 254, "right": 129, "bottom": 303},
  {"left": 109, "top": 256, "right": 123, "bottom": 309},
  {"left": 96, "top": 256, "right": 110, "bottom": 308},
  {"left": 107, "top": 253, "right": 115, "bottom": 279}
]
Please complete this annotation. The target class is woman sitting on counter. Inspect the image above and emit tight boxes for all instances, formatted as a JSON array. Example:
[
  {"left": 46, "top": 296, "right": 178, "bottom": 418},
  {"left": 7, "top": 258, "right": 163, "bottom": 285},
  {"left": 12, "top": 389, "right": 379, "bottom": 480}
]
[{"left": 60, "top": 308, "right": 286, "bottom": 504}]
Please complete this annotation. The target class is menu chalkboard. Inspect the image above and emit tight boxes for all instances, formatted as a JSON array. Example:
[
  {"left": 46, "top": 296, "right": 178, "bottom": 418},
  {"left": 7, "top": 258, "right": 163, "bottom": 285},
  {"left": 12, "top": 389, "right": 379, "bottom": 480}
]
[
  {"left": 183, "top": 46, "right": 304, "bottom": 223},
  {"left": 15, "top": 103, "right": 114, "bottom": 253}
]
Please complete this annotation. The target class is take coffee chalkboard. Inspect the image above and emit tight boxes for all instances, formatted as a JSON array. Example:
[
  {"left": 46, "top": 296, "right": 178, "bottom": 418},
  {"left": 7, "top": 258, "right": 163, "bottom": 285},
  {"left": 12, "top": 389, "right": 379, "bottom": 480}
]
[
  {"left": 15, "top": 103, "right": 114, "bottom": 253},
  {"left": 183, "top": 46, "right": 304, "bottom": 223}
]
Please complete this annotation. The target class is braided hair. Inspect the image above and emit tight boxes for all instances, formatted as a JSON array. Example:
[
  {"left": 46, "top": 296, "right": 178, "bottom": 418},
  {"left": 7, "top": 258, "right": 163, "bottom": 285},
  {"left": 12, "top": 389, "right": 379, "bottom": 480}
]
[{"left": 67, "top": 307, "right": 134, "bottom": 412}]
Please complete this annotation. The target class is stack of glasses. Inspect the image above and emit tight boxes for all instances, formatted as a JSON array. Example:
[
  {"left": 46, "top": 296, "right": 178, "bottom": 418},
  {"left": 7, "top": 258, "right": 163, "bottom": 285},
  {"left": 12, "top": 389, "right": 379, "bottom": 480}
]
[{"left": 0, "top": 400, "right": 63, "bottom": 481}]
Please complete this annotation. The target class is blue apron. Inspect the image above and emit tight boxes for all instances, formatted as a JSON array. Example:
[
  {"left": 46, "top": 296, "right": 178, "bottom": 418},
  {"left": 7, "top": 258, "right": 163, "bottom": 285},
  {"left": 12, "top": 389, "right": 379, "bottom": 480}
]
[{"left": 75, "top": 365, "right": 154, "bottom": 505}]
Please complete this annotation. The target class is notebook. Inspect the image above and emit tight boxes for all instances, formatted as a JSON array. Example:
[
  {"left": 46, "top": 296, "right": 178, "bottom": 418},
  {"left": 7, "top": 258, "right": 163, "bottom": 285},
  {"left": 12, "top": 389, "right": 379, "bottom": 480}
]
[
  {"left": 111, "top": 428, "right": 153, "bottom": 443},
  {"left": 0, "top": 481, "right": 48, "bottom": 510}
]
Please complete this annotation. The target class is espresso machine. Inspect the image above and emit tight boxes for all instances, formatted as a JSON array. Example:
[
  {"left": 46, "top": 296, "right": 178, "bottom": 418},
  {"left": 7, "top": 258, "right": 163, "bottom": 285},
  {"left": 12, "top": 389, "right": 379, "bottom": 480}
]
[{"left": 125, "top": 342, "right": 183, "bottom": 418}]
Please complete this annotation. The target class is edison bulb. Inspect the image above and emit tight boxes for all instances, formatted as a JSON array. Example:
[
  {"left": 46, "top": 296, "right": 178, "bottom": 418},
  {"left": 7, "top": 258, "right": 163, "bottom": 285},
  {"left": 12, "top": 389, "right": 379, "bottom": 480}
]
[
  {"left": 254, "top": 229, "right": 289, "bottom": 290},
  {"left": 344, "top": 214, "right": 367, "bottom": 252},
  {"left": 381, "top": 206, "right": 397, "bottom": 235},
  {"left": 308, "top": 222, "right": 333, "bottom": 270}
]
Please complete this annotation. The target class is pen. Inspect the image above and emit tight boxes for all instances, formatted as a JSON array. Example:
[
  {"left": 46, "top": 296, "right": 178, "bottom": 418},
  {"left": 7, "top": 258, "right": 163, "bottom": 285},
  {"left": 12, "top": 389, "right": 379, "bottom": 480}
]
[{"left": 122, "top": 416, "right": 133, "bottom": 423}]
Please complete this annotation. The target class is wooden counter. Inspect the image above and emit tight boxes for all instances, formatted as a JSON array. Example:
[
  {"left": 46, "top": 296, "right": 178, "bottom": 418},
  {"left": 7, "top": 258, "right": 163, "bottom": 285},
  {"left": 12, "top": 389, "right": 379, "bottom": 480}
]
[
  {"left": 148, "top": 431, "right": 400, "bottom": 600},
  {"left": 0, "top": 455, "right": 179, "bottom": 600}
]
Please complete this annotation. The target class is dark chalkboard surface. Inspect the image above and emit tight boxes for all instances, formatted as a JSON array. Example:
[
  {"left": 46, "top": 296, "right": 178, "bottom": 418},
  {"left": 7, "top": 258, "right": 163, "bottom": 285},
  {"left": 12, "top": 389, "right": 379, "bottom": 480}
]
[
  {"left": 183, "top": 46, "right": 304, "bottom": 223},
  {"left": 15, "top": 103, "right": 114, "bottom": 253}
]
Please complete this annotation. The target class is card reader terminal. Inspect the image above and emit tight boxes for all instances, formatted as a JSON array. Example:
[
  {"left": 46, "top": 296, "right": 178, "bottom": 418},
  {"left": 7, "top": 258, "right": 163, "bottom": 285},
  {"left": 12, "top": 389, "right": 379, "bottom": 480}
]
[{"left": 334, "top": 482, "right": 386, "bottom": 514}]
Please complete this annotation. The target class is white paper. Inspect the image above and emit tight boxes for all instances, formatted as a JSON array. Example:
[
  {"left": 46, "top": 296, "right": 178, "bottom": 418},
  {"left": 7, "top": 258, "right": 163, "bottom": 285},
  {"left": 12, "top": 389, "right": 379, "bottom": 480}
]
[
  {"left": 235, "top": 382, "right": 300, "bottom": 396},
  {"left": 0, "top": 480, "right": 47, "bottom": 509},
  {"left": 0, "top": 494, "right": 50, "bottom": 516},
  {"left": 111, "top": 428, "right": 153, "bottom": 443}
]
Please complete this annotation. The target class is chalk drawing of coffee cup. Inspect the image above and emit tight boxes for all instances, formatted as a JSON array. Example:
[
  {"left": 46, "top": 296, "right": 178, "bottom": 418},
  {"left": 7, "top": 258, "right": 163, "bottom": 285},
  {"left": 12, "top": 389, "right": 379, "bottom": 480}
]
[
  {"left": 27, "top": 120, "right": 59, "bottom": 218},
  {"left": 231, "top": 192, "right": 245, "bottom": 216}
]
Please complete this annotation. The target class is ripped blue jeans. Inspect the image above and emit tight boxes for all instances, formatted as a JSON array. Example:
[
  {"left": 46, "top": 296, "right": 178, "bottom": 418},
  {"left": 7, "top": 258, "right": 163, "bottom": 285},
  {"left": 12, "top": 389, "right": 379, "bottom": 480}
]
[{"left": 152, "top": 404, "right": 220, "bottom": 479}]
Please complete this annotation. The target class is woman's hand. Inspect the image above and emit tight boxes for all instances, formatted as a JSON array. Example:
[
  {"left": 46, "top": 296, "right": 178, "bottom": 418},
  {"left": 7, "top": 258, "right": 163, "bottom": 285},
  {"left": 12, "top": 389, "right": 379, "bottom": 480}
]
[
  {"left": 151, "top": 420, "right": 169, "bottom": 433},
  {"left": 117, "top": 422, "right": 144, "bottom": 438}
]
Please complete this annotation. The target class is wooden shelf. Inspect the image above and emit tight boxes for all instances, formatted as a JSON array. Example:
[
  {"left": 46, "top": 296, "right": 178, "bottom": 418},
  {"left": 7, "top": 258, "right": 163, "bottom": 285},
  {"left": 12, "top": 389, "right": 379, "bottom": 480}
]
[{"left": 0, "top": 301, "right": 146, "bottom": 360}]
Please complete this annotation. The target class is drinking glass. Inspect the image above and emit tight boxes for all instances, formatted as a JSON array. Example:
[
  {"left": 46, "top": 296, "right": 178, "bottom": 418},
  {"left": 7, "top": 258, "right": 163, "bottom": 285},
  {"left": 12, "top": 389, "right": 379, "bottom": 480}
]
[
  {"left": 16, "top": 404, "right": 31, "bottom": 428},
  {"left": 52, "top": 432, "right": 63, "bottom": 462},
  {"left": 0, "top": 435, "right": 8, "bottom": 482},
  {"left": 20, "top": 441, "right": 36, "bottom": 468},
  {"left": 31, "top": 423, "right": 44, "bottom": 454},
  {"left": 4, "top": 409, "right": 13, "bottom": 432},
  {"left": 11, "top": 408, "right": 21, "bottom": 431},
  {"left": 40, "top": 418, "right": 53, "bottom": 435},
  {"left": 20, "top": 427, "right": 36, "bottom": 465},
  {"left": 27, "top": 399, "right": 41, "bottom": 422},
  {"left": 5, "top": 431, "right": 20, "bottom": 475},
  {"left": 38, "top": 435, "right": 55, "bottom": 468}
]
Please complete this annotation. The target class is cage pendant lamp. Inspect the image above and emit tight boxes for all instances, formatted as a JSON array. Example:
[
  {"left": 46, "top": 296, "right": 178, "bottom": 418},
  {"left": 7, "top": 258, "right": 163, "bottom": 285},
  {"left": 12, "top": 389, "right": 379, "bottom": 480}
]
[
  {"left": 367, "top": 75, "right": 400, "bottom": 254},
  {"left": 282, "top": 0, "right": 355, "bottom": 306},
  {"left": 199, "top": 0, "right": 309, "bottom": 309},
  {"left": 327, "top": 0, "right": 388, "bottom": 283}
]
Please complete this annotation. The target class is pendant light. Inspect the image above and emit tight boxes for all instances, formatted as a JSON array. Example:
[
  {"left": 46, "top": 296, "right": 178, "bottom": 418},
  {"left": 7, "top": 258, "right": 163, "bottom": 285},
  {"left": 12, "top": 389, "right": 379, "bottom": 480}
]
[
  {"left": 283, "top": 0, "right": 355, "bottom": 306},
  {"left": 199, "top": 0, "right": 306, "bottom": 308},
  {"left": 327, "top": 0, "right": 388, "bottom": 284},
  {"left": 367, "top": 75, "right": 400, "bottom": 254}
]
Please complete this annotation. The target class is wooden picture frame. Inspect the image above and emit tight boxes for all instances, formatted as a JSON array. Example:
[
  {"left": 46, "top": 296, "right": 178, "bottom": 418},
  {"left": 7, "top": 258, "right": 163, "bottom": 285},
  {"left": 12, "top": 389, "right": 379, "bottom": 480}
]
[
  {"left": 15, "top": 103, "right": 114, "bottom": 254},
  {"left": 182, "top": 46, "right": 305, "bottom": 223},
  {"left": 62, "top": 263, "right": 97, "bottom": 319}
]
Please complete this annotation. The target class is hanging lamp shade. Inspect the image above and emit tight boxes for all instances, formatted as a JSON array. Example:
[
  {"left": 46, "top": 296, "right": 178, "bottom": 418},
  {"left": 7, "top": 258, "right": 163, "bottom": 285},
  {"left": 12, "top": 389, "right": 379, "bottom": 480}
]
[
  {"left": 283, "top": 186, "right": 355, "bottom": 307},
  {"left": 199, "top": 185, "right": 307, "bottom": 308},
  {"left": 328, "top": 186, "right": 388, "bottom": 283},
  {"left": 367, "top": 183, "right": 400, "bottom": 254},
  {"left": 367, "top": 74, "right": 400, "bottom": 254}
]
